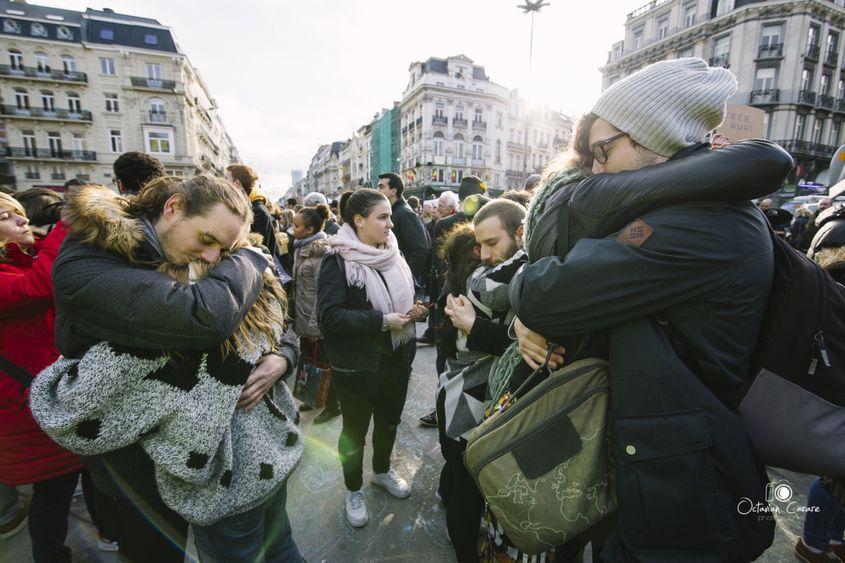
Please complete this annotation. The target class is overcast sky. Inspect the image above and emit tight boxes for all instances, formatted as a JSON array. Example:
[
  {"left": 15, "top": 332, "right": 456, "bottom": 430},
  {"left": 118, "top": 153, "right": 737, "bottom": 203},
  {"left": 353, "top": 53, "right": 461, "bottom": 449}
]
[{"left": 51, "top": 0, "right": 645, "bottom": 199}]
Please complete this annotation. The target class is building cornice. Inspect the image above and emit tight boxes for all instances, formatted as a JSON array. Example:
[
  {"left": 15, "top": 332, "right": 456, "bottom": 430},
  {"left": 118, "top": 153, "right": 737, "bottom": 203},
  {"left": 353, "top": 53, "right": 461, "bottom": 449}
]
[{"left": 602, "top": 0, "right": 845, "bottom": 74}]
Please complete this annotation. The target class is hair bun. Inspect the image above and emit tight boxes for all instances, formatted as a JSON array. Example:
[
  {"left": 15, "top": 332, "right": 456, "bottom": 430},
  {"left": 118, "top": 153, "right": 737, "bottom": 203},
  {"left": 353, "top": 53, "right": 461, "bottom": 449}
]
[{"left": 315, "top": 203, "right": 330, "bottom": 220}]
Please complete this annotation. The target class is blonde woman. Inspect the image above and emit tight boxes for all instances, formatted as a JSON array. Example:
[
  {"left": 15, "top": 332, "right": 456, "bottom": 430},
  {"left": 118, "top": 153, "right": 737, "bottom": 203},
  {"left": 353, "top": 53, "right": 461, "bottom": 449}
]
[{"left": 0, "top": 192, "right": 84, "bottom": 562}]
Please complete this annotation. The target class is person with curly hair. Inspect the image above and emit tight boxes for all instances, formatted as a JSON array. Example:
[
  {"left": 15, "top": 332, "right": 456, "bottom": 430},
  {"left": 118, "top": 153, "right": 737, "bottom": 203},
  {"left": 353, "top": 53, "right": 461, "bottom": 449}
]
[{"left": 111, "top": 151, "right": 166, "bottom": 196}]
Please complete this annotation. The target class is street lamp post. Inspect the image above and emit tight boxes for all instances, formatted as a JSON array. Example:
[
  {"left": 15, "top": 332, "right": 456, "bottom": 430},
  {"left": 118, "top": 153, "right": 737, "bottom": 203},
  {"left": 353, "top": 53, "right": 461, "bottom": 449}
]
[{"left": 517, "top": 1, "right": 550, "bottom": 74}]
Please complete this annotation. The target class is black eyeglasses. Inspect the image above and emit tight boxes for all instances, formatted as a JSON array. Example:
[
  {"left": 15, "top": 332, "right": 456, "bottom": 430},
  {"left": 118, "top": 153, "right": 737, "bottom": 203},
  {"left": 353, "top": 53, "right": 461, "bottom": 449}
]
[{"left": 590, "top": 132, "right": 629, "bottom": 164}]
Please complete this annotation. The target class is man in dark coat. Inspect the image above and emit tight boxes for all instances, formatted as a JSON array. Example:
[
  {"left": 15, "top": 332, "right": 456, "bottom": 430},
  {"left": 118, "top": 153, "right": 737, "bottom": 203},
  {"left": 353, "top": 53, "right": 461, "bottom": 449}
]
[
  {"left": 226, "top": 164, "right": 281, "bottom": 258},
  {"left": 376, "top": 173, "right": 430, "bottom": 281},
  {"left": 510, "top": 58, "right": 780, "bottom": 562},
  {"left": 52, "top": 176, "right": 298, "bottom": 562}
]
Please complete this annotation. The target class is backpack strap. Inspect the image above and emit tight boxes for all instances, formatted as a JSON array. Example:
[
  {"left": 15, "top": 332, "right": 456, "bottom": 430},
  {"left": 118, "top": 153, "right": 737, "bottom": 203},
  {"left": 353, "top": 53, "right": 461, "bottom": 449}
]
[{"left": 0, "top": 353, "right": 34, "bottom": 388}]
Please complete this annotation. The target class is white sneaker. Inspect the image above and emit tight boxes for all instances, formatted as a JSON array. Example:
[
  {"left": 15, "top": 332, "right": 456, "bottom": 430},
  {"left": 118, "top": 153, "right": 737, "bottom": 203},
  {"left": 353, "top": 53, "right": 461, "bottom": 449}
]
[
  {"left": 372, "top": 470, "right": 410, "bottom": 499},
  {"left": 96, "top": 534, "right": 119, "bottom": 552},
  {"left": 345, "top": 490, "right": 368, "bottom": 527}
]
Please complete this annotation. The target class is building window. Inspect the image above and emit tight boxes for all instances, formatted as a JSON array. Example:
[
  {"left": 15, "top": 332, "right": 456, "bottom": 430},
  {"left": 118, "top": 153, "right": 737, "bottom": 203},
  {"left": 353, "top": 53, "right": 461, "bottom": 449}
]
[
  {"left": 434, "top": 102, "right": 444, "bottom": 118},
  {"left": 109, "top": 129, "right": 122, "bottom": 153},
  {"left": 754, "top": 67, "right": 776, "bottom": 91},
  {"left": 497, "top": 112, "right": 503, "bottom": 128},
  {"left": 100, "top": 57, "right": 115, "bottom": 75},
  {"left": 144, "top": 34, "right": 158, "bottom": 45},
  {"left": 795, "top": 114, "right": 807, "bottom": 140},
  {"left": 716, "top": 0, "right": 734, "bottom": 16},
  {"left": 633, "top": 26, "right": 644, "bottom": 50},
  {"left": 822, "top": 73, "right": 832, "bottom": 96},
  {"left": 149, "top": 98, "right": 166, "bottom": 122},
  {"left": 34, "top": 52, "right": 49, "bottom": 73},
  {"left": 3, "top": 19, "right": 20, "bottom": 34},
  {"left": 683, "top": 4, "right": 696, "bottom": 27},
  {"left": 61, "top": 55, "right": 76, "bottom": 73},
  {"left": 495, "top": 140, "right": 501, "bottom": 164},
  {"left": 146, "top": 63, "right": 162, "bottom": 80},
  {"left": 8, "top": 49, "right": 22, "bottom": 70},
  {"left": 455, "top": 105, "right": 464, "bottom": 121},
  {"left": 472, "top": 135, "right": 483, "bottom": 160},
  {"left": 22, "top": 131, "right": 36, "bottom": 155},
  {"left": 41, "top": 91, "right": 55, "bottom": 112},
  {"left": 808, "top": 24, "right": 820, "bottom": 49},
  {"left": 56, "top": 26, "right": 72, "bottom": 40},
  {"left": 831, "top": 122, "right": 842, "bottom": 146},
  {"left": 431, "top": 168, "right": 444, "bottom": 183},
  {"left": 813, "top": 118, "right": 824, "bottom": 144},
  {"left": 105, "top": 93, "right": 119, "bottom": 112},
  {"left": 146, "top": 130, "right": 173, "bottom": 154},
  {"left": 48, "top": 132, "right": 62, "bottom": 157},
  {"left": 678, "top": 46, "right": 694, "bottom": 58},
  {"left": 100, "top": 28, "right": 114, "bottom": 40},
  {"left": 474, "top": 108, "right": 483, "bottom": 123},
  {"left": 30, "top": 22, "right": 47, "bottom": 37},
  {"left": 713, "top": 35, "right": 731, "bottom": 58},
  {"left": 838, "top": 79, "right": 845, "bottom": 101},
  {"left": 657, "top": 16, "right": 669, "bottom": 40},
  {"left": 760, "top": 23, "right": 783, "bottom": 49},
  {"left": 433, "top": 131, "right": 444, "bottom": 156},
  {"left": 801, "top": 68, "right": 814, "bottom": 91},
  {"left": 827, "top": 32, "right": 839, "bottom": 59},
  {"left": 67, "top": 93, "right": 81, "bottom": 113},
  {"left": 454, "top": 133, "right": 464, "bottom": 157},
  {"left": 14, "top": 89, "right": 28, "bottom": 109}
]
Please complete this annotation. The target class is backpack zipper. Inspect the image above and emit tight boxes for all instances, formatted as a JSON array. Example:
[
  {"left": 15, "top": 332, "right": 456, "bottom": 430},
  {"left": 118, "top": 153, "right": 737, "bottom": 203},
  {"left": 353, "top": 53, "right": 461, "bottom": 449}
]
[
  {"left": 470, "top": 384, "right": 609, "bottom": 481},
  {"left": 481, "top": 362, "right": 602, "bottom": 437},
  {"left": 809, "top": 266, "right": 832, "bottom": 375}
]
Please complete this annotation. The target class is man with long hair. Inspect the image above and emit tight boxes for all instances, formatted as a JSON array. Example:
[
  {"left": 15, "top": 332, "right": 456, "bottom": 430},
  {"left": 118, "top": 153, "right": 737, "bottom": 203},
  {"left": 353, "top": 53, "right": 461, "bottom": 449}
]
[{"left": 51, "top": 175, "right": 297, "bottom": 561}]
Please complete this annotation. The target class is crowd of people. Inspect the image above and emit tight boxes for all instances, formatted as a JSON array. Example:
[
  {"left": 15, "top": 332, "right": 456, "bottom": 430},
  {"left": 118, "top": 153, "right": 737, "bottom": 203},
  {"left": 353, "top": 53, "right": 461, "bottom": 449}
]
[{"left": 2, "top": 55, "right": 845, "bottom": 563}]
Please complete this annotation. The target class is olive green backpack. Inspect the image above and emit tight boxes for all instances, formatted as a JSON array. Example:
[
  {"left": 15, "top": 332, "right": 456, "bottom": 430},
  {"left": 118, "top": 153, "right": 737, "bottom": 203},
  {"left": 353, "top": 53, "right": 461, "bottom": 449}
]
[{"left": 463, "top": 357, "right": 616, "bottom": 554}]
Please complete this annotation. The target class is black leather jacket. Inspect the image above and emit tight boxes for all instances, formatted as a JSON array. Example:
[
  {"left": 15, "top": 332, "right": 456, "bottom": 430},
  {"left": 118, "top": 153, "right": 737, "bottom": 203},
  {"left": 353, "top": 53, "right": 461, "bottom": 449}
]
[{"left": 527, "top": 140, "right": 794, "bottom": 261}]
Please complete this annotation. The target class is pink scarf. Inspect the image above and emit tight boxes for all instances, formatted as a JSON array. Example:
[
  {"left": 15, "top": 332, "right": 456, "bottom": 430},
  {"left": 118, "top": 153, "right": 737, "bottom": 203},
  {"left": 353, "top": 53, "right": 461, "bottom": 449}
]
[{"left": 327, "top": 223, "right": 415, "bottom": 348}]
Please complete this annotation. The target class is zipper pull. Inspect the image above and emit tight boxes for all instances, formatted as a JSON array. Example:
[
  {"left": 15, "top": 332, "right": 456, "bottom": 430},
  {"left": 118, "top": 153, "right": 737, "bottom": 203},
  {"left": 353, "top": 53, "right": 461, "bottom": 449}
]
[{"left": 815, "top": 332, "right": 832, "bottom": 368}]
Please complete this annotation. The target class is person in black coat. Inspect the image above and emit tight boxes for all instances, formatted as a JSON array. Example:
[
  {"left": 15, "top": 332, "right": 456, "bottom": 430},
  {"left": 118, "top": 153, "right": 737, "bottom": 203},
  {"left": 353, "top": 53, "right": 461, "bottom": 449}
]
[
  {"left": 226, "top": 164, "right": 280, "bottom": 258},
  {"left": 375, "top": 173, "right": 429, "bottom": 281},
  {"left": 316, "top": 189, "right": 427, "bottom": 529}
]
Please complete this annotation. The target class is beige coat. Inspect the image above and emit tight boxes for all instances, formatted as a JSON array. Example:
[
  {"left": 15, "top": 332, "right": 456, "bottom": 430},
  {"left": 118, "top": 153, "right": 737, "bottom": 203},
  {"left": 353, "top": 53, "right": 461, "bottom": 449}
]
[{"left": 292, "top": 236, "right": 328, "bottom": 339}]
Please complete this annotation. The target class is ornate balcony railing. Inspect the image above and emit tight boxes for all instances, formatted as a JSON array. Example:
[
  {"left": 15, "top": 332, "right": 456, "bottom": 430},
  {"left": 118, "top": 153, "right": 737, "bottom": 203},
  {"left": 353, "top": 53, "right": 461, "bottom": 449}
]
[
  {"left": 798, "top": 90, "right": 818, "bottom": 105},
  {"left": 708, "top": 54, "right": 730, "bottom": 68},
  {"left": 0, "top": 64, "right": 87, "bottom": 83},
  {"left": 806, "top": 44, "right": 821, "bottom": 61},
  {"left": 130, "top": 76, "right": 177, "bottom": 90},
  {"left": 0, "top": 105, "right": 92, "bottom": 122},
  {"left": 757, "top": 43, "right": 783, "bottom": 59},
  {"left": 6, "top": 147, "right": 97, "bottom": 161},
  {"left": 749, "top": 89, "right": 780, "bottom": 105}
]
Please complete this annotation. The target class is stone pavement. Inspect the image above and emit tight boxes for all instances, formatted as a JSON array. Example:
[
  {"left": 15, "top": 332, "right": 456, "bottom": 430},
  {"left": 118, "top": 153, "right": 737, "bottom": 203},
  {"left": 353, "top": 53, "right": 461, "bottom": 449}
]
[{"left": 0, "top": 328, "right": 826, "bottom": 561}]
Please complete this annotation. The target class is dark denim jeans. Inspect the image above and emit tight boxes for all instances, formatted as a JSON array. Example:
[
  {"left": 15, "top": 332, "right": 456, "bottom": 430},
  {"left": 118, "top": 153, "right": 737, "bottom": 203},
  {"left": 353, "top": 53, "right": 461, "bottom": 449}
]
[
  {"left": 804, "top": 477, "right": 845, "bottom": 551},
  {"left": 193, "top": 480, "right": 302, "bottom": 563}
]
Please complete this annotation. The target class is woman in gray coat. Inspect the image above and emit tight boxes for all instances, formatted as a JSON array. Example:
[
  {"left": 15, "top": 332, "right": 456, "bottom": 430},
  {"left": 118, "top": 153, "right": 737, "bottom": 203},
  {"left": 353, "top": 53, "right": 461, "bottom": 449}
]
[{"left": 291, "top": 205, "right": 339, "bottom": 423}]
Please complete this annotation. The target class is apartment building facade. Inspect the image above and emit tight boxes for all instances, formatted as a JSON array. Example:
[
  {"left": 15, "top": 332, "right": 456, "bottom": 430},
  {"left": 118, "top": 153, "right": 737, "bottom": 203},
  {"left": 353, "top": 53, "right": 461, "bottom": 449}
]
[
  {"left": 0, "top": 0, "right": 237, "bottom": 191},
  {"left": 602, "top": 0, "right": 845, "bottom": 180}
]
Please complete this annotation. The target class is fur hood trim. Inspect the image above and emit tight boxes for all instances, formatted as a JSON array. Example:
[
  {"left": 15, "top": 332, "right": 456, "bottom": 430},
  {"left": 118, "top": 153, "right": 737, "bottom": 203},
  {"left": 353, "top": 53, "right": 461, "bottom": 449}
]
[
  {"left": 63, "top": 184, "right": 143, "bottom": 261},
  {"left": 816, "top": 245, "right": 845, "bottom": 274}
]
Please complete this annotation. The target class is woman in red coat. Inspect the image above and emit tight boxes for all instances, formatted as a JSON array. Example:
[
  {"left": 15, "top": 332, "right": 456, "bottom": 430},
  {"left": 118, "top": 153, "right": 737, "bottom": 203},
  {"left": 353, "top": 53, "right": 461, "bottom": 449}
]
[{"left": 0, "top": 192, "right": 81, "bottom": 562}]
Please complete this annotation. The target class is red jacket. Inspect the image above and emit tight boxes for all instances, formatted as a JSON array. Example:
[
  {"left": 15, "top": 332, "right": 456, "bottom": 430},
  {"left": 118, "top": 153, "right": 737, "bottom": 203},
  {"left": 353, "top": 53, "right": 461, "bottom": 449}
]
[{"left": 0, "top": 223, "right": 81, "bottom": 485}]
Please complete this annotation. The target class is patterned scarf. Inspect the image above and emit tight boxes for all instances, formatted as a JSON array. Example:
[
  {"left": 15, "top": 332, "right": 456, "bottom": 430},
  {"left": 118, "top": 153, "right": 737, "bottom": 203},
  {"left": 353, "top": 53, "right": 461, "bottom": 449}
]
[{"left": 489, "top": 167, "right": 589, "bottom": 406}]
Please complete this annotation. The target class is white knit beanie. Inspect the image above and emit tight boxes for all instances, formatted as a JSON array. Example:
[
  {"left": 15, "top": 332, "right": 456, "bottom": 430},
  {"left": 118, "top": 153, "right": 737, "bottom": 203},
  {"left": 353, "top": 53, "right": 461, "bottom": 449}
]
[{"left": 592, "top": 57, "right": 738, "bottom": 157}]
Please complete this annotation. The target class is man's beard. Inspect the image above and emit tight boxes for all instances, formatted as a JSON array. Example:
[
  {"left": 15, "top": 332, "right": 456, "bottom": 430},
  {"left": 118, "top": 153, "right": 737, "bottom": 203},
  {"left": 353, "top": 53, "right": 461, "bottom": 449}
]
[
  {"left": 157, "top": 223, "right": 188, "bottom": 266},
  {"left": 483, "top": 238, "right": 519, "bottom": 267}
]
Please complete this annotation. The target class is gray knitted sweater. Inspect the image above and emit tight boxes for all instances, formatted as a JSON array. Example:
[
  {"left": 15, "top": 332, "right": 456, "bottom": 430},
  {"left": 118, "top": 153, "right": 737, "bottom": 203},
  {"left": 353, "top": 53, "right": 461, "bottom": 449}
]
[{"left": 30, "top": 331, "right": 302, "bottom": 526}]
